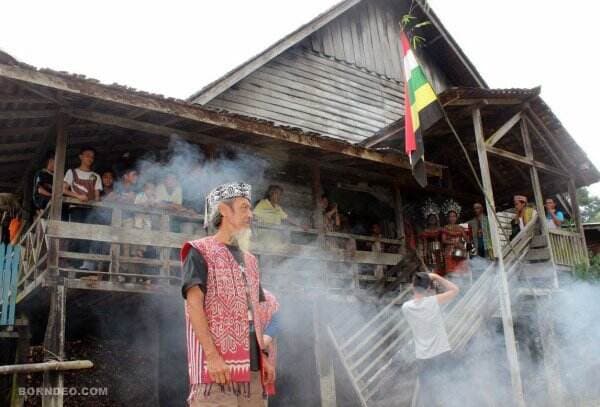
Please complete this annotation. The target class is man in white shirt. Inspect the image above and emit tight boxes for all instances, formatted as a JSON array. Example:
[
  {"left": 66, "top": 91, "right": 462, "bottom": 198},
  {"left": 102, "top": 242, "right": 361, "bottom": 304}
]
[
  {"left": 156, "top": 173, "right": 183, "bottom": 206},
  {"left": 402, "top": 272, "right": 459, "bottom": 406},
  {"left": 62, "top": 147, "right": 103, "bottom": 268}
]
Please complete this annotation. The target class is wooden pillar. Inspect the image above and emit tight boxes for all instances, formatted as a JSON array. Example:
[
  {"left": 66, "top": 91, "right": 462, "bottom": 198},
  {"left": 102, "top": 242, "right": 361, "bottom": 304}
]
[
  {"left": 10, "top": 316, "right": 30, "bottom": 407},
  {"left": 43, "top": 114, "right": 68, "bottom": 407},
  {"left": 568, "top": 180, "right": 589, "bottom": 266},
  {"left": 311, "top": 164, "right": 321, "bottom": 211},
  {"left": 392, "top": 183, "right": 405, "bottom": 245},
  {"left": 49, "top": 114, "right": 67, "bottom": 222},
  {"left": 472, "top": 108, "right": 526, "bottom": 407},
  {"left": 521, "top": 120, "right": 560, "bottom": 288},
  {"left": 313, "top": 300, "right": 336, "bottom": 407},
  {"left": 42, "top": 285, "right": 66, "bottom": 407}
]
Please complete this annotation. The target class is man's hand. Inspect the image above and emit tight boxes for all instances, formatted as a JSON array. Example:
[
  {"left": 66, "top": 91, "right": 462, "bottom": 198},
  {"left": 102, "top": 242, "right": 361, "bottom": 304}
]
[
  {"left": 262, "top": 358, "right": 276, "bottom": 385},
  {"left": 206, "top": 353, "right": 231, "bottom": 385},
  {"left": 77, "top": 194, "right": 89, "bottom": 202}
]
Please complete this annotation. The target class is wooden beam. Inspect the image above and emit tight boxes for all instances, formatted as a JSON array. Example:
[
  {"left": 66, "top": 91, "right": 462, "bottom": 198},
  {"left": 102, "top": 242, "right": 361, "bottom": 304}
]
[
  {"left": 485, "top": 111, "right": 521, "bottom": 147},
  {"left": 392, "top": 183, "right": 405, "bottom": 243},
  {"left": 0, "top": 140, "right": 40, "bottom": 151},
  {"left": 472, "top": 107, "right": 525, "bottom": 407},
  {"left": 0, "top": 110, "right": 56, "bottom": 120},
  {"left": 0, "top": 360, "right": 93, "bottom": 375},
  {"left": 0, "top": 64, "right": 444, "bottom": 175},
  {"left": 0, "top": 125, "right": 50, "bottom": 137},
  {"left": 49, "top": 114, "right": 67, "bottom": 221},
  {"left": 443, "top": 97, "right": 524, "bottom": 107},
  {"left": 555, "top": 193, "right": 572, "bottom": 218},
  {"left": 67, "top": 108, "right": 445, "bottom": 184},
  {"left": 0, "top": 153, "right": 35, "bottom": 163},
  {"left": 0, "top": 94, "right": 50, "bottom": 104},
  {"left": 486, "top": 145, "right": 568, "bottom": 177},
  {"left": 521, "top": 119, "right": 559, "bottom": 288},
  {"left": 360, "top": 119, "right": 404, "bottom": 148},
  {"left": 66, "top": 107, "right": 442, "bottom": 176},
  {"left": 523, "top": 114, "right": 570, "bottom": 173},
  {"left": 568, "top": 180, "right": 588, "bottom": 265}
]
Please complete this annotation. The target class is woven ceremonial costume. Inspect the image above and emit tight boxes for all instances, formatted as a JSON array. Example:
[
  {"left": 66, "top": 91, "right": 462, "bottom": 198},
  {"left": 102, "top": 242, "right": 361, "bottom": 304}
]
[
  {"left": 256, "top": 290, "right": 280, "bottom": 396},
  {"left": 182, "top": 236, "right": 265, "bottom": 386}
]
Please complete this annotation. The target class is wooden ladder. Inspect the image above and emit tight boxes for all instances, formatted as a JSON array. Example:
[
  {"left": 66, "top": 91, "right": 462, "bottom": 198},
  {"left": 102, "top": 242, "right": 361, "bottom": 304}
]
[{"left": 327, "top": 216, "right": 539, "bottom": 407}]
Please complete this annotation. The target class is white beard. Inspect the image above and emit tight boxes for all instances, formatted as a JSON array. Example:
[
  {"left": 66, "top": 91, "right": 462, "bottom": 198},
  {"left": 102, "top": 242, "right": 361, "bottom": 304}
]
[{"left": 232, "top": 228, "right": 252, "bottom": 252}]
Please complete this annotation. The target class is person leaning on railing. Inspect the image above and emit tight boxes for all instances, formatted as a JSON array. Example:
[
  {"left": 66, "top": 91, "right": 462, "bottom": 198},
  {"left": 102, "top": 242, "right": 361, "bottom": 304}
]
[
  {"left": 544, "top": 197, "right": 564, "bottom": 230},
  {"left": 253, "top": 185, "right": 307, "bottom": 250},
  {"left": 510, "top": 195, "right": 536, "bottom": 240}
]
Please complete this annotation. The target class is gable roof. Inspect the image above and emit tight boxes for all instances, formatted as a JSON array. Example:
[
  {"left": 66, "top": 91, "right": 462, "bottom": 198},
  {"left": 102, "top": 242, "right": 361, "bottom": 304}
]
[{"left": 188, "top": 0, "right": 487, "bottom": 105}]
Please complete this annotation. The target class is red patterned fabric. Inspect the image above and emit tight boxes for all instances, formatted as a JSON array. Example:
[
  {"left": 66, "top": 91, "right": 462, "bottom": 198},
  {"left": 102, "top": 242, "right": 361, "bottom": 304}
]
[
  {"left": 441, "top": 225, "right": 469, "bottom": 275},
  {"left": 257, "top": 290, "right": 280, "bottom": 396},
  {"left": 182, "top": 236, "right": 264, "bottom": 386}
]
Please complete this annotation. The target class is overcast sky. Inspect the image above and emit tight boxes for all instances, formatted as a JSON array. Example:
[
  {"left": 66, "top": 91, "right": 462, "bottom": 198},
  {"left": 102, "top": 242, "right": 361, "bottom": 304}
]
[{"left": 2, "top": 0, "right": 598, "bottom": 195}]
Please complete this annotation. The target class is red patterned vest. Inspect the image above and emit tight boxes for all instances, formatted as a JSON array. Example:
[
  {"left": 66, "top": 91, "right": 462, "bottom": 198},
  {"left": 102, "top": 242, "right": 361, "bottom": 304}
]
[
  {"left": 181, "top": 236, "right": 264, "bottom": 386},
  {"left": 256, "top": 289, "right": 279, "bottom": 396}
]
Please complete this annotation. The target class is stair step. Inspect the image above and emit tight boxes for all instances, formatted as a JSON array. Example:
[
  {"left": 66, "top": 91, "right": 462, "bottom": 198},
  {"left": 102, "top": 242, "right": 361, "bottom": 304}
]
[
  {"left": 521, "top": 263, "right": 555, "bottom": 280},
  {"left": 525, "top": 247, "right": 551, "bottom": 261},
  {"left": 517, "top": 288, "right": 561, "bottom": 297},
  {"left": 531, "top": 235, "right": 548, "bottom": 249}
]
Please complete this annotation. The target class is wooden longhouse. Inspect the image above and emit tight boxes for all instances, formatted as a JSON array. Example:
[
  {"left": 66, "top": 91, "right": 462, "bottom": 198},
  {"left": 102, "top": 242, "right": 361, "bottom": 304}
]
[{"left": 0, "top": 0, "right": 598, "bottom": 406}]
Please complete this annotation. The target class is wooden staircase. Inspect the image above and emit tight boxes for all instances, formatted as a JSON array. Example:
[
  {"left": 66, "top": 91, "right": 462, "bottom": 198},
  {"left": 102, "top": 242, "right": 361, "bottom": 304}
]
[{"left": 327, "top": 215, "right": 543, "bottom": 407}]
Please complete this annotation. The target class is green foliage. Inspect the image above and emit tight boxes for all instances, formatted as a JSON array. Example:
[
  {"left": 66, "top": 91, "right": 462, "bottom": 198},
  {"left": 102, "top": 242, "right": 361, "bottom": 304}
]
[
  {"left": 576, "top": 187, "right": 600, "bottom": 223},
  {"left": 400, "top": 0, "right": 431, "bottom": 49},
  {"left": 573, "top": 254, "right": 600, "bottom": 282}
]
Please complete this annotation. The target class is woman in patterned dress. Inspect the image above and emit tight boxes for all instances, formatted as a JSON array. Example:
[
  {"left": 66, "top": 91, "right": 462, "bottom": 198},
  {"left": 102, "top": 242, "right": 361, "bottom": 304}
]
[
  {"left": 441, "top": 201, "right": 470, "bottom": 282},
  {"left": 418, "top": 203, "right": 445, "bottom": 275}
]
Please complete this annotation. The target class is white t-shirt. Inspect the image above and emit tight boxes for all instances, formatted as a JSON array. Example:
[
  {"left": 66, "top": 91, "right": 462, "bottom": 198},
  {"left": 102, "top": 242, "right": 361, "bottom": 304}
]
[
  {"left": 155, "top": 184, "right": 182, "bottom": 205},
  {"left": 64, "top": 169, "right": 103, "bottom": 193},
  {"left": 402, "top": 296, "right": 451, "bottom": 359}
]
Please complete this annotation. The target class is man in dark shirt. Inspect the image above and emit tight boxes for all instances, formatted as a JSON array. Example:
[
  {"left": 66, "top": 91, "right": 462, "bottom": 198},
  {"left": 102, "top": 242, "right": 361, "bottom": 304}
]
[
  {"left": 32, "top": 152, "right": 55, "bottom": 214},
  {"left": 181, "top": 182, "right": 274, "bottom": 406}
]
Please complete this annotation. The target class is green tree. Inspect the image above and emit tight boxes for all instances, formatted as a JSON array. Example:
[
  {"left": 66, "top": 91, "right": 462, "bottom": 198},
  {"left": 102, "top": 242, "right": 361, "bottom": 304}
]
[{"left": 577, "top": 187, "right": 600, "bottom": 223}]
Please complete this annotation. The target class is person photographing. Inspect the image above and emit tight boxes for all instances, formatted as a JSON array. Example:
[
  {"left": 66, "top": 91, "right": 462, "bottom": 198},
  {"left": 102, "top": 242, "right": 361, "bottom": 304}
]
[{"left": 402, "top": 272, "right": 459, "bottom": 406}]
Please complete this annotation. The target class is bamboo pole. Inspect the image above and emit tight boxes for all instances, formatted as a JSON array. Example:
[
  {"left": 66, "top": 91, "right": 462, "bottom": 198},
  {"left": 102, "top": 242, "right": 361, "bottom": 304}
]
[{"left": 0, "top": 360, "right": 93, "bottom": 375}]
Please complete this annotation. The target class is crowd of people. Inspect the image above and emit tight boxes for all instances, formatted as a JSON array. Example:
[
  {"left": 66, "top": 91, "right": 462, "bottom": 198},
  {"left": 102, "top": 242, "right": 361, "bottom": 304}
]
[
  {"left": 32, "top": 146, "right": 567, "bottom": 286},
  {"left": 415, "top": 194, "right": 565, "bottom": 287}
]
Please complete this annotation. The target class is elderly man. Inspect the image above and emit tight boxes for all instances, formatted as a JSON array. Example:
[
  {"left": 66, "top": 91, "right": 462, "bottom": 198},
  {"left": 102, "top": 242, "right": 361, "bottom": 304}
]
[
  {"left": 181, "top": 182, "right": 275, "bottom": 407},
  {"left": 467, "top": 202, "right": 493, "bottom": 259}
]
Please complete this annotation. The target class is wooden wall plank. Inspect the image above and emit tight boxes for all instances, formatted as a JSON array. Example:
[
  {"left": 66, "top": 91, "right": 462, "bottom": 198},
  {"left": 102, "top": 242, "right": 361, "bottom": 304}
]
[
  {"left": 339, "top": 14, "right": 356, "bottom": 64},
  {"left": 239, "top": 73, "right": 400, "bottom": 122},
  {"left": 230, "top": 83, "right": 387, "bottom": 130},
  {"left": 366, "top": 2, "right": 386, "bottom": 76},
  {"left": 348, "top": 8, "right": 365, "bottom": 68},
  {"left": 330, "top": 19, "right": 346, "bottom": 60}
]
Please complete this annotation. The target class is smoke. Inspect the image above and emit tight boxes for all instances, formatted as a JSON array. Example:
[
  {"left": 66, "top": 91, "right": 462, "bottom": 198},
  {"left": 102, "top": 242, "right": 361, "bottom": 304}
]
[{"left": 58, "top": 137, "right": 600, "bottom": 406}]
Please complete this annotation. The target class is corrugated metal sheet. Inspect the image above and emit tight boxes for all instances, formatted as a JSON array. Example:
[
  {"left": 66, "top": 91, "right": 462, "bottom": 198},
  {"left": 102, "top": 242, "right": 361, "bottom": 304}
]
[{"left": 207, "top": 47, "right": 405, "bottom": 143}]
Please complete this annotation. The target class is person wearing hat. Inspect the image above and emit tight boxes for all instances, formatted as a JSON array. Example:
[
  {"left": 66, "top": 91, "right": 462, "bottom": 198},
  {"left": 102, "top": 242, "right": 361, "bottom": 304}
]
[
  {"left": 181, "top": 182, "right": 275, "bottom": 406},
  {"left": 510, "top": 195, "right": 536, "bottom": 240}
]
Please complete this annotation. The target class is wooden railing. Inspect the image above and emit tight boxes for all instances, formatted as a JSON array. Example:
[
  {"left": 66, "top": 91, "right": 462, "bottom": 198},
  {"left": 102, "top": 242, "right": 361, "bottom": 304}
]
[
  {"left": 548, "top": 228, "right": 588, "bottom": 267},
  {"left": 12, "top": 199, "right": 404, "bottom": 298},
  {"left": 16, "top": 205, "right": 50, "bottom": 302}
]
